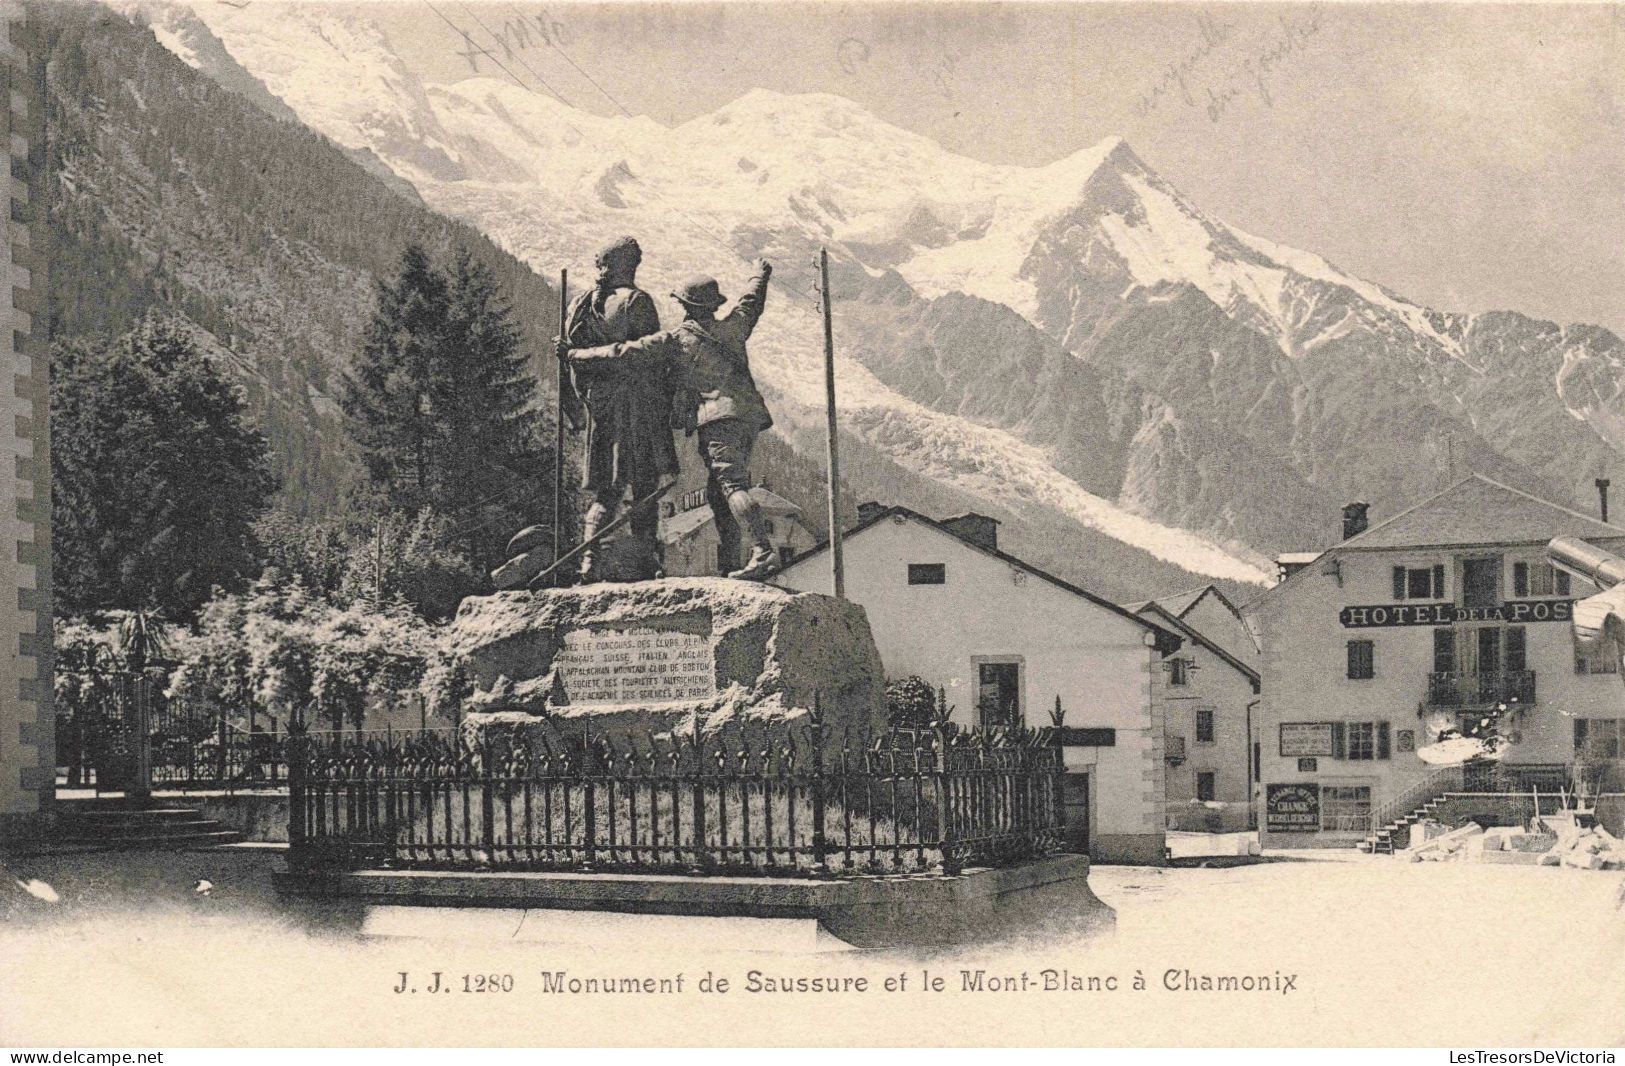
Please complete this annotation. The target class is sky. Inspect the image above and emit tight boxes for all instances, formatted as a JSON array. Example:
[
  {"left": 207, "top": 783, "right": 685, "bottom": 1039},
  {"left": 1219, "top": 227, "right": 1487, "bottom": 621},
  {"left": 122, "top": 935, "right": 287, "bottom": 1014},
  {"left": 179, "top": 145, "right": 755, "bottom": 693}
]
[{"left": 355, "top": 1, "right": 1625, "bottom": 335}]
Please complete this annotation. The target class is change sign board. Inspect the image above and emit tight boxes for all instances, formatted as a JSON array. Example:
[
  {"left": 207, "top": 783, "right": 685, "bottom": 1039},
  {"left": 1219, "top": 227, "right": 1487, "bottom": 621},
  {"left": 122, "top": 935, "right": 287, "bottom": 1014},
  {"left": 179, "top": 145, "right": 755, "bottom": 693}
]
[{"left": 1266, "top": 783, "right": 1321, "bottom": 832}]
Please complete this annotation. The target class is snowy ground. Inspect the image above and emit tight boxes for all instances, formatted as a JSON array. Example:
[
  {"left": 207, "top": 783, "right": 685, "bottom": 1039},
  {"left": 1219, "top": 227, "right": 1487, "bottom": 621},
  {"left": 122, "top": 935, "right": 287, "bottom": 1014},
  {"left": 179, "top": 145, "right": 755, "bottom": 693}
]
[{"left": 2, "top": 847, "right": 1621, "bottom": 1046}]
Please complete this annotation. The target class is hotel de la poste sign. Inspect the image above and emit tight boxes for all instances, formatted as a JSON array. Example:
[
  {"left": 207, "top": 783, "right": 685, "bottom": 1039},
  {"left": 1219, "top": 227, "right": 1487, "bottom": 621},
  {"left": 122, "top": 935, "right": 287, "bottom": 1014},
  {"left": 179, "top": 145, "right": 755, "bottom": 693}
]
[{"left": 1339, "top": 599, "right": 1575, "bottom": 628}]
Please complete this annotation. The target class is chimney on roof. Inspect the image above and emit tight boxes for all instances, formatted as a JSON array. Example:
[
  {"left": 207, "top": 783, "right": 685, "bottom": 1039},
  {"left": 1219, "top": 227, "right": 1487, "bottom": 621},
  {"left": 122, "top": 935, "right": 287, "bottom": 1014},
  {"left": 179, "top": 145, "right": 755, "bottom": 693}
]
[
  {"left": 1597, "top": 478, "right": 1611, "bottom": 524},
  {"left": 942, "top": 513, "right": 999, "bottom": 552},
  {"left": 857, "top": 501, "right": 887, "bottom": 524},
  {"left": 1342, "top": 502, "right": 1370, "bottom": 541}
]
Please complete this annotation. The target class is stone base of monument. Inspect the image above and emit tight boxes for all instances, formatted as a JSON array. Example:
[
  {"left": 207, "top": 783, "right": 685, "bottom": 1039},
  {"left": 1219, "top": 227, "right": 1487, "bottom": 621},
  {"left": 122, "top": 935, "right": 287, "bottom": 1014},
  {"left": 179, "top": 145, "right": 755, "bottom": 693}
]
[
  {"left": 448, "top": 576, "right": 889, "bottom": 741},
  {"left": 273, "top": 855, "right": 1113, "bottom": 950}
]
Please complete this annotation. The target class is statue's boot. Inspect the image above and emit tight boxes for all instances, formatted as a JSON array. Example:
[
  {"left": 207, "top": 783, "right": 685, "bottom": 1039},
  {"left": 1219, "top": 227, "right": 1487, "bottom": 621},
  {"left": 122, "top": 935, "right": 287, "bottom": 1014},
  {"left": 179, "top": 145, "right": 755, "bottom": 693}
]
[
  {"left": 723, "top": 490, "right": 780, "bottom": 581},
  {"left": 729, "top": 542, "right": 783, "bottom": 582}
]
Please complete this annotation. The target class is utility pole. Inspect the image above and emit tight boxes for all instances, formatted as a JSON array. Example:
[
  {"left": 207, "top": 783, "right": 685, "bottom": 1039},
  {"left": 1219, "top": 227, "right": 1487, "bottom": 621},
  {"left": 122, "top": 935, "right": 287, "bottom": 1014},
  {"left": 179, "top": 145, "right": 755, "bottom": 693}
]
[
  {"left": 554, "top": 269, "right": 569, "bottom": 571},
  {"left": 373, "top": 520, "right": 383, "bottom": 606},
  {"left": 819, "top": 248, "right": 845, "bottom": 600}
]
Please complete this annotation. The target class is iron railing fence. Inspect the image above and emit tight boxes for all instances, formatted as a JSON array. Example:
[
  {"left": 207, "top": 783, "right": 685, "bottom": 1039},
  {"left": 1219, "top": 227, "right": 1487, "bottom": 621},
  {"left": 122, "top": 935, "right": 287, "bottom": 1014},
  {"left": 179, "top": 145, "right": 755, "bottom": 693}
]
[
  {"left": 56, "top": 665, "right": 448, "bottom": 793},
  {"left": 287, "top": 716, "right": 1066, "bottom": 879},
  {"left": 1424, "top": 670, "right": 1537, "bottom": 708}
]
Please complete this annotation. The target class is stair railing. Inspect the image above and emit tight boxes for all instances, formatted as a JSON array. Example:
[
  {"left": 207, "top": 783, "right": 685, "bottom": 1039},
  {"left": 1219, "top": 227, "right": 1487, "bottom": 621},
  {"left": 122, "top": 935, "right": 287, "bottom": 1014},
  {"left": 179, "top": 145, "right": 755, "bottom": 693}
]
[{"left": 1369, "top": 763, "right": 1465, "bottom": 835}]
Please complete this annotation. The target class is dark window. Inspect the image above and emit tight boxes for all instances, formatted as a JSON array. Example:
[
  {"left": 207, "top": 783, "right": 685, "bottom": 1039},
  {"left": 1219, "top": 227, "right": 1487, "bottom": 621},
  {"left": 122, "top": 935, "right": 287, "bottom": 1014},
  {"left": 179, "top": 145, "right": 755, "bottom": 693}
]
[
  {"left": 1505, "top": 627, "right": 1526, "bottom": 673},
  {"left": 1434, "top": 627, "right": 1455, "bottom": 674},
  {"left": 1334, "top": 721, "right": 1389, "bottom": 761},
  {"left": 1195, "top": 706, "right": 1216, "bottom": 743},
  {"left": 1196, "top": 772, "right": 1216, "bottom": 802},
  {"left": 1347, "top": 640, "right": 1375, "bottom": 680},
  {"left": 1516, "top": 561, "right": 1570, "bottom": 598},
  {"left": 907, "top": 563, "right": 946, "bottom": 585},
  {"left": 1395, "top": 565, "right": 1446, "bottom": 600},
  {"left": 977, "top": 661, "right": 1020, "bottom": 728},
  {"left": 1055, "top": 727, "right": 1116, "bottom": 746},
  {"left": 1477, "top": 627, "right": 1501, "bottom": 674},
  {"left": 1167, "top": 658, "right": 1192, "bottom": 687},
  {"left": 1462, "top": 557, "right": 1502, "bottom": 609},
  {"left": 1576, "top": 646, "right": 1620, "bottom": 674}
]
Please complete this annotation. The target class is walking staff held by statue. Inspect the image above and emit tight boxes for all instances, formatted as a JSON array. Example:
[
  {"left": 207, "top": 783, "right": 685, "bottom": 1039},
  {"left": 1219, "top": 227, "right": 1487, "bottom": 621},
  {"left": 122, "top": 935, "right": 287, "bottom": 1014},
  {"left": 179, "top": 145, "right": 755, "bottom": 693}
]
[
  {"left": 565, "top": 258, "right": 782, "bottom": 581},
  {"left": 561, "top": 236, "right": 680, "bottom": 582}
]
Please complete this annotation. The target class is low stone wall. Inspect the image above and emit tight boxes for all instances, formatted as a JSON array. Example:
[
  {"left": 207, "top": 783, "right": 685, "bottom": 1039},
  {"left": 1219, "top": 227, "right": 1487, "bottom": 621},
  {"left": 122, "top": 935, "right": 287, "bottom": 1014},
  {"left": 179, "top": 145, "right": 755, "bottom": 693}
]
[
  {"left": 1092, "top": 833, "right": 1168, "bottom": 866},
  {"left": 275, "top": 854, "right": 1113, "bottom": 949},
  {"left": 196, "top": 792, "right": 290, "bottom": 843}
]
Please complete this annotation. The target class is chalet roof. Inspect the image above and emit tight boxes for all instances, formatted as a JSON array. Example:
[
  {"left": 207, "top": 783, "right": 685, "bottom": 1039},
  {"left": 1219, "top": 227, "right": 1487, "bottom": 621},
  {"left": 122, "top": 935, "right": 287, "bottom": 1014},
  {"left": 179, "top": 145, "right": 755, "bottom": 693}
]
[
  {"left": 1131, "top": 602, "right": 1260, "bottom": 692},
  {"left": 1336, "top": 474, "right": 1625, "bottom": 551},
  {"left": 780, "top": 504, "right": 1183, "bottom": 654},
  {"left": 1245, "top": 474, "right": 1625, "bottom": 614}
]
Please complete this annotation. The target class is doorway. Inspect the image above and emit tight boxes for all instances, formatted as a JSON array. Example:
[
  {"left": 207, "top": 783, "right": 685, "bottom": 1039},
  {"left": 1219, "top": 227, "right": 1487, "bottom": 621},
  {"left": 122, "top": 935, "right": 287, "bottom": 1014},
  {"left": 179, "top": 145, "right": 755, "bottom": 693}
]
[{"left": 1061, "top": 771, "right": 1090, "bottom": 854}]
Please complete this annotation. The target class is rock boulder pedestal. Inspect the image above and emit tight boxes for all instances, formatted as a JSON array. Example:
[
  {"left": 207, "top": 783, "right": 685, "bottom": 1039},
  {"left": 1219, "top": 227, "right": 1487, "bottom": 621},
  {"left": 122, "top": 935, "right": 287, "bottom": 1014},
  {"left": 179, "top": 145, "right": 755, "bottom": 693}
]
[{"left": 446, "top": 577, "right": 888, "bottom": 742}]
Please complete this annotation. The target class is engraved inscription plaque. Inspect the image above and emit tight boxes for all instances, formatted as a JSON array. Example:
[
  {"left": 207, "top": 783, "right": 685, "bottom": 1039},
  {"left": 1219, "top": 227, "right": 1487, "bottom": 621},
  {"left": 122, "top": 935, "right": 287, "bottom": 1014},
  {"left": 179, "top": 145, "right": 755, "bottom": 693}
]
[{"left": 553, "top": 628, "right": 716, "bottom": 705}]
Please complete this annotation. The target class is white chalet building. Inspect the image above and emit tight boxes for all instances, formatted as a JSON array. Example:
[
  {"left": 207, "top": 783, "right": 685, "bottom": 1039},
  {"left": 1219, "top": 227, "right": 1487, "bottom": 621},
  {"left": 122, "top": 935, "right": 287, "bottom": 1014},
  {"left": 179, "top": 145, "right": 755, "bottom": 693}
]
[{"left": 776, "top": 506, "right": 1182, "bottom": 864}]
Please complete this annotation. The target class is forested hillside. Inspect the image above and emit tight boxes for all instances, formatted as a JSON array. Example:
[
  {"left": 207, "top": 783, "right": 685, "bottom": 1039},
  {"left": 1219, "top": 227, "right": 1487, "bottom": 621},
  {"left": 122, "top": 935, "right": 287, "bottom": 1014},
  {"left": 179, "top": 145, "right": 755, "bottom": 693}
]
[{"left": 40, "top": 3, "right": 563, "bottom": 514}]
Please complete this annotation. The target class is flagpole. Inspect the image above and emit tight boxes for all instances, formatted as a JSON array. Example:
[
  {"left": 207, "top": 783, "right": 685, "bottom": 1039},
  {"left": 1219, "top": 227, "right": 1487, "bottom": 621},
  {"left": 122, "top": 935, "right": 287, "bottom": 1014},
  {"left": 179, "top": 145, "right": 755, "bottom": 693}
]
[
  {"left": 554, "top": 268, "right": 568, "bottom": 572},
  {"left": 820, "top": 247, "right": 845, "bottom": 600}
]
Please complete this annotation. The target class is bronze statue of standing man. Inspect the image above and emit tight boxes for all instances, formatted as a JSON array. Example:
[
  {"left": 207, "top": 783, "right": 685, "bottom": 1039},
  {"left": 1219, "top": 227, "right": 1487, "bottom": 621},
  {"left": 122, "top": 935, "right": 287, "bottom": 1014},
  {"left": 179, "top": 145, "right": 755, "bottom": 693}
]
[
  {"left": 562, "top": 236, "right": 680, "bottom": 581},
  {"left": 566, "top": 258, "right": 782, "bottom": 581}
]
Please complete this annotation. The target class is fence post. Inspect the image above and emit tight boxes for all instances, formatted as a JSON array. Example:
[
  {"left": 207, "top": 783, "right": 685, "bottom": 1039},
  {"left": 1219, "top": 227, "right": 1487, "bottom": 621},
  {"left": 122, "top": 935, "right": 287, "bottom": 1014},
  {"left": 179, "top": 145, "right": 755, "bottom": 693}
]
[
  {"left": 935, "top": 703, "right": 960, "bottom": 876},
  {"left": 689, "top": 728, "right": 708, "bottom": 874},
  {"left": 217, "top": 710, "right": 229, "bottom": 788},
  {"left": 270, "top": 719, "right": 280, "bottom": 787},
  {"left": 480, "top": 730, "right": 496, "bottom": 867},
  {"left": 581, "top": 724, "right": 597, "bottom": 870},
  {"left": 810, "top": 694, "right": 829, "bottom": 877},
  {"left": 128, "top": 674, "right": 153, "bottom": 804},
  {"left": 287, "top": 716, "right": 309, "bottom": 868}
]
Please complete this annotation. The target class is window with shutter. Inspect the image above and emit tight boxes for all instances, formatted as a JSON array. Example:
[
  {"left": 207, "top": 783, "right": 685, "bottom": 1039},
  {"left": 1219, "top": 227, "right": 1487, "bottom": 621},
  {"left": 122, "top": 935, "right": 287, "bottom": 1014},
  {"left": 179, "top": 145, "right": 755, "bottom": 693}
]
[
  {"left": 1575, "top": 719, "right": 1589, "bottom": 751},
  {"left": 1347, "top": 640, "right": 1374, "bottom": 679},
  {"left": 1331, "top": 722, "right": 1347, "bottom": 759},
  {"left": 1505, "top": 627, "right": 1526, "bottom": 673},
  {"left": 1514, "top": 562, "right": 1528, "bottom": 597},
  {"left": 1434, "top": 628, "right": 1455, "bottom": 674},
  {"left": 1393, "top": 567, "right": 1407, "bottom": 600},
  {"left": 1433, "top": 564, "right": 1446, "bottom": 598},
  {"left": 1377, "top": 721, "right": 1391, "bottom": 760},
  {"left": 1195, "top": 706, "right": 1216, "bottom": 742}
]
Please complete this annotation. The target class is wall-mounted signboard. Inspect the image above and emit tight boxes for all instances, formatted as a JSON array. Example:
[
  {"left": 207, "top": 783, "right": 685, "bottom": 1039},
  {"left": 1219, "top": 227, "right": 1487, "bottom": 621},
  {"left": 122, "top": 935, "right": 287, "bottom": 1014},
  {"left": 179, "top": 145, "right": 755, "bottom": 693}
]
[
  {"left": 1266, "top": 783, "right": 1321, "bottom": 832},
  {"left": 1280, "top": 722, "right": 1334, "bottom": 757},
  {"left": 1339, "top": 600, "right": 1572, "bottom": 628}
]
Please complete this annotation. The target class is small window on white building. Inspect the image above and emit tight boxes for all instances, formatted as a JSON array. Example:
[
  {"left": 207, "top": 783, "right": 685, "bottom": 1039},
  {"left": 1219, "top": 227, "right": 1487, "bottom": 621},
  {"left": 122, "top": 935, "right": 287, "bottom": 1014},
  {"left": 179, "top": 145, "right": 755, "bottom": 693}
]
[
  {"left": 907, "top": 563, "right": 946, "bottom": 585},
  {"left": 1346, "top": 639, "right": 1375, "bottom": 680},
  {"left": 1333, "top": 721, "right": 1391, "bottom": 761},
  {"left": 1196, "top": 771, "right": 1216, "bottom": 802},
  {"left": 1393, "top": 564, "right": 1446, "bottom": 600},
  {"left": 1195, "top": 706, "right": 1216, "bottom": 743},
  {"left": 1514, "top": 561, "right": 1570, "bottom": 598},
  {"left": 1575, "top": 719, "right": 1623, "bottom": 757},
  {"left": 977, "top": 661, "right": 1021, "bottom": 729},
  {"left": 1166, "top": 658, "right": 1193, "bottom": 687},
  {"left": 1576, "top": 646, "right": 1620, "bottom": 674}
]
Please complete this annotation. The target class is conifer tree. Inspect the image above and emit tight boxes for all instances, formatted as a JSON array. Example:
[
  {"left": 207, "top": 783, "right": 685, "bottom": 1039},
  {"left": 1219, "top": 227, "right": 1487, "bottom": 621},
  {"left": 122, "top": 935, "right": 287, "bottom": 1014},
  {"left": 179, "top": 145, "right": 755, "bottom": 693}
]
[
  {"left": 51, "top": 315, "right": 277, "bottom": 618},
  {"left": 342, "top": 244, "right": 553, "bottom": 573}
]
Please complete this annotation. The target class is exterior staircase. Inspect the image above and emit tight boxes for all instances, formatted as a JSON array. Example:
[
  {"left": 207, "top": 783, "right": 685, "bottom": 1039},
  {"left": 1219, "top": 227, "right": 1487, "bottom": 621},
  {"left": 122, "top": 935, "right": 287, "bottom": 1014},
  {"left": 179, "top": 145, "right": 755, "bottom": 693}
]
[
  {"left": 1357, "top": 764, "right": 1466, "bottom": 855},
  {"left": 1358, "top": 795, "right": 1451, "bottom": 855},
  {"left": 50, "top": 798, "right": 244, "bottom": 850}
]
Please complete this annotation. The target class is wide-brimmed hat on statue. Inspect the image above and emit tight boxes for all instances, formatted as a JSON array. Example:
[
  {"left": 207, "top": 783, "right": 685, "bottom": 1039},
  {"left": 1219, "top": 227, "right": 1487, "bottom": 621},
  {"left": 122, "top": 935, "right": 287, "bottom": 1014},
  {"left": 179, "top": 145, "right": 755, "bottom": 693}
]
[{"left": 672, "top": 275, "right": 726, "bottom": 310}]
